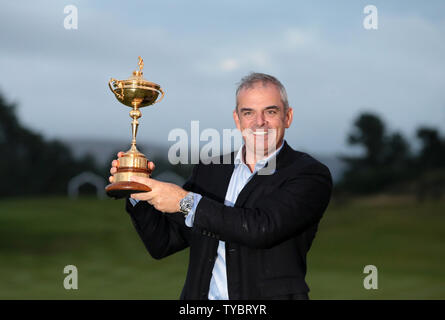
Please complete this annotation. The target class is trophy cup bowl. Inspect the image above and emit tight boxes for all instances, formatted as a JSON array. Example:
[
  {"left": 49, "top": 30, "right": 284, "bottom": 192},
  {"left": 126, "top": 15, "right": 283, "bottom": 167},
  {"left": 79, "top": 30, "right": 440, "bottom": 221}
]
[{"left": 105, "top": 57, "right": 165, "bottom": 199}]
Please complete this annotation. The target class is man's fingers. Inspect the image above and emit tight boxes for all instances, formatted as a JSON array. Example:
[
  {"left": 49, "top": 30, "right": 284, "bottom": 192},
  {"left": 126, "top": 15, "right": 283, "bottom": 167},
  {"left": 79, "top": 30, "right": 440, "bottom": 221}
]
[
  {"left": 110, "top": 167, "right": 117, "bottom": 175},
  {"left": 109, "top": 176, "right": 114, "bottom": 183},
  {"left": 130, "top": 175, "right": 152, "bottom": 187},
  {"left": 130, "top": 192, "right": 154, "bottom": 201},
  {"left": 148, "top": 161, "right": 155, "bottom": 172},
  {"left": 112, "top": 159, "right": 119, "bottom": 168},
  {"left": 117, "top": 151, "right": 125, "bottom": 158}
]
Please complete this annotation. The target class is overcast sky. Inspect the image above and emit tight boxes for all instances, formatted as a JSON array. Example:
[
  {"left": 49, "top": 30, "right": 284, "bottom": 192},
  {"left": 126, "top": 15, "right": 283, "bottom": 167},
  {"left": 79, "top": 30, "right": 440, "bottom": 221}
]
[{"left": 1, "top": 0, "right": 444, "bottom": 155}]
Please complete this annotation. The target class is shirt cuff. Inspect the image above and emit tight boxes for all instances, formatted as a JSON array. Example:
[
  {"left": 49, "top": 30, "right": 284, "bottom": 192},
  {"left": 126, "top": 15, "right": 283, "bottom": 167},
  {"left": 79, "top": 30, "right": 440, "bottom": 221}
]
[
  {"left": 129, "top": 198, "right": 139, "bottom": 206},
  {"left": 185, "top": 193, "right": 202, "bottom": 228}
]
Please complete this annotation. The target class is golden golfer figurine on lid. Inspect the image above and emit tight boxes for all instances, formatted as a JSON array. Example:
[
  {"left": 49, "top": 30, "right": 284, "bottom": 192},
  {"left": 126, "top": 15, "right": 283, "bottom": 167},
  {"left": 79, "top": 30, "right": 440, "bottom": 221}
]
[{"left": 105, "top": 56, "right": 165, "bottom": 198}]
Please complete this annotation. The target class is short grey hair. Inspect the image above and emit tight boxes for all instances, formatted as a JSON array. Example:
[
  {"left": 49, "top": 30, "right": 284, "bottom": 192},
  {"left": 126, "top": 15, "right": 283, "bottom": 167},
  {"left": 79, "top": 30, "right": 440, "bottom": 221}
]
[{"left": 235, "top": 72, "right": 289, "bottom": 111}]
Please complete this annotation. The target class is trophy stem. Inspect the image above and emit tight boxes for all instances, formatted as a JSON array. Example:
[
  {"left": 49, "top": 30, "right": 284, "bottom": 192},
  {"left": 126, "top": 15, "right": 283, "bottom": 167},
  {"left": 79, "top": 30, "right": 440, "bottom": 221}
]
[
  {"left": 131, "top": 117, "right": 138, "bottom": 146},
  {"left": 130, "top": 102, "right": 142, "bottom": 147}
]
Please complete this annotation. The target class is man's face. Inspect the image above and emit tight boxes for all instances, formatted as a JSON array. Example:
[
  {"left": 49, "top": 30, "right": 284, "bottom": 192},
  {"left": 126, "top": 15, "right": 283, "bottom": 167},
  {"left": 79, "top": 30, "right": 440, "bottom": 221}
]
[{"left": 233, "top": 83, "right": 293, "bottom": 160}]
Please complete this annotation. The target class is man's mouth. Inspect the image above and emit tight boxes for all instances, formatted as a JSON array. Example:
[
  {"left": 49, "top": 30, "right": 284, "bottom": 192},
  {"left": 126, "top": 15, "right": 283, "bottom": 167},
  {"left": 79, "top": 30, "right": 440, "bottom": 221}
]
[{"left": 252, "top": 131, "right": 268, "bottom": 136}]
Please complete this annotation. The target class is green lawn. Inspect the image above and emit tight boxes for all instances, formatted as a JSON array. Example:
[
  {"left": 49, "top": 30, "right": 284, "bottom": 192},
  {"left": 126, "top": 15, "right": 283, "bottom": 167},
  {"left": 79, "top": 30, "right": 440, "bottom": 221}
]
[{"left": 0, "top": 196, "right": 443, "bottom": 299}]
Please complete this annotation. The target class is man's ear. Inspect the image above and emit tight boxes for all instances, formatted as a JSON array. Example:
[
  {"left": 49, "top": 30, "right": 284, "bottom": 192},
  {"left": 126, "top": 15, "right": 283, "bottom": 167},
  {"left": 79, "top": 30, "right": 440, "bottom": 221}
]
[
  {"left": 233, "top": 109, "right": 241, "bottom": 130},
  {"left": 285, "top": 107, "right": 293, "bottom": 128}
]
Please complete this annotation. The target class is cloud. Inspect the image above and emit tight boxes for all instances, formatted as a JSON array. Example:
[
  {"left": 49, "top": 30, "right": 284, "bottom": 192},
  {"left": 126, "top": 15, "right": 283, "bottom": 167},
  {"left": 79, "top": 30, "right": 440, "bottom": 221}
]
[
  {"left": 0, "top": 1, "right": 444, "bottom": 155},
  {"left": 284, "top": 28, "right": 313, "bottom": 49},
  {"left": 220, "top": 58, "right": 239, "bottom": 71}
]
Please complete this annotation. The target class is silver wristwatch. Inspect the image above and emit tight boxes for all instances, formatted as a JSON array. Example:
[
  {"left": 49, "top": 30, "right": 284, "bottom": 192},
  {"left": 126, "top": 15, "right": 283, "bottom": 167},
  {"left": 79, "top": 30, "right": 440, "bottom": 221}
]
[{"left": 179, "top": 192, "right": 194, "bottom": 217}]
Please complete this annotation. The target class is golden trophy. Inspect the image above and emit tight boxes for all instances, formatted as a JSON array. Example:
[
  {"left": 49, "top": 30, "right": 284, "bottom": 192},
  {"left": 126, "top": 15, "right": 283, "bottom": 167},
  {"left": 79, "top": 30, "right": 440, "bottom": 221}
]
[{"left": 105, "top": 56, "right": 164, "bottom": 198}]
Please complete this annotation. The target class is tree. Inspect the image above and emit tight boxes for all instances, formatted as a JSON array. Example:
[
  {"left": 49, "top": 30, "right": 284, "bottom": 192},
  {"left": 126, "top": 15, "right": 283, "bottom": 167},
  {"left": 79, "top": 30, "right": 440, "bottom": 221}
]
[
  {"left": 416, "top": 127, "right": 445, "bottom": 170},
  {"left": 0, "top": 92, "right": 100, "bottom": 197},
  {"left": 338, "top": 112, "right": 414, "bottom": 194},
  {"left": 347, "top": 113, "right": 386, "bottom": 166},
  {"left": 414, "top": 127, "right": 445, "bottom": 201}
]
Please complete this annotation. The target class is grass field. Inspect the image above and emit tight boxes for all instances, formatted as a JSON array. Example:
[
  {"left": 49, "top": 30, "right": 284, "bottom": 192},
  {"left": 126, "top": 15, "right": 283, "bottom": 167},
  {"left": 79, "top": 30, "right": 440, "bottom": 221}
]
[{"left": 0, "top": 196, "right": 443, "bottom": 299}]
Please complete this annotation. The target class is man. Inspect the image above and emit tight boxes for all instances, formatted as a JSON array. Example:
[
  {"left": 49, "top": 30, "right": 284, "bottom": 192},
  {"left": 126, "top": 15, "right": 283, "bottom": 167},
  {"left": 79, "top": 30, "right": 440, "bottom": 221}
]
[{"left": 109, "top": 73, "right": 332, "bottom": 300}]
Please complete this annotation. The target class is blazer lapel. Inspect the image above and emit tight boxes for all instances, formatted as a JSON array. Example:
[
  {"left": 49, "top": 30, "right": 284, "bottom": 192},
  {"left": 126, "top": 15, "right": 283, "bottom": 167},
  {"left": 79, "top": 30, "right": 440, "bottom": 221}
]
[
  {"left": 211, "top": 152, "right": 236, "bottom": 202},
  {"left": 234, "top": 141, "right": 296, "bottom": 207}
]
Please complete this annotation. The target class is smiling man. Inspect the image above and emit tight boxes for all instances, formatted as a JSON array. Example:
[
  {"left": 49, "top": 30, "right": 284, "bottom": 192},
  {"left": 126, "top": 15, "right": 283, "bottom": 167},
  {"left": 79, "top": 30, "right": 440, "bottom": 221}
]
[
  {"left": 109, "top": 72, "right": 333, "bottom": 300},
  {"left": 234, "top": 74, "right": 292, "bottom": 171}
]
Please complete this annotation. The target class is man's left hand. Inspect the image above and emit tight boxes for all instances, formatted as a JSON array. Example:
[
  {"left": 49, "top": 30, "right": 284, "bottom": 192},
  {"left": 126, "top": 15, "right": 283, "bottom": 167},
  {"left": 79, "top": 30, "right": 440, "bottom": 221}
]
[{"left": 130, "top": 176, "right": 188, "bottom": 213}]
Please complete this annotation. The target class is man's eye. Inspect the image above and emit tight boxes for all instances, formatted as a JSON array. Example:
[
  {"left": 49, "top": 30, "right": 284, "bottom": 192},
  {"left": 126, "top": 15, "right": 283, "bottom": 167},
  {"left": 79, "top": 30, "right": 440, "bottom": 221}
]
[
  {"left": 243, "top": 111, "right": 252, "bottom": 116},
  {"left": 267, "top": 110, "right": 277, "bottom": 115}
]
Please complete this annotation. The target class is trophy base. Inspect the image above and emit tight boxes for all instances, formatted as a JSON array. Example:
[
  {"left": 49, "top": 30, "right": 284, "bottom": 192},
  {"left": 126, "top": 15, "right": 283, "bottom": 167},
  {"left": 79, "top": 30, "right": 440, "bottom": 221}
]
[{"left": 105, "top": 181, "right": 152, "bottom": 199}]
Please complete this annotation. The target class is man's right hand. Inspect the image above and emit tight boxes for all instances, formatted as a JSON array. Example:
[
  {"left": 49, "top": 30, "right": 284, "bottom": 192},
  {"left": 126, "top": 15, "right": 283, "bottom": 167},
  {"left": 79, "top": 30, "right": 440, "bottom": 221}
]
[{"left": 108, "top": 151, "right": 156, "bottom": 183}]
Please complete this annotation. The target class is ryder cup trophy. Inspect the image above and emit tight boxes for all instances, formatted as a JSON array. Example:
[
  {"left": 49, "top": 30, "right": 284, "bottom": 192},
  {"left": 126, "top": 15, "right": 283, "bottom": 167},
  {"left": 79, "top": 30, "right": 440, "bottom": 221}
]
[{"left": 105, "top": 56, "right": 165, "bottom": 198}]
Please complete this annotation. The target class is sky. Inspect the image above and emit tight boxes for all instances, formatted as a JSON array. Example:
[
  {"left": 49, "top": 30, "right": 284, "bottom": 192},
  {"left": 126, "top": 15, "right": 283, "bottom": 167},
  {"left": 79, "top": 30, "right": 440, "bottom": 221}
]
[{"left": 0, "top": 0, "right": 444, "bottom": 155}]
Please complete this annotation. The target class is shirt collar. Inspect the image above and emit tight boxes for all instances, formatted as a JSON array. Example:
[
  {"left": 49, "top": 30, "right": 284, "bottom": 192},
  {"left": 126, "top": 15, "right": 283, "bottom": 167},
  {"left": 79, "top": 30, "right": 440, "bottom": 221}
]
[{"left": 234, "top": 140, "right": 285, "bottom": 171}]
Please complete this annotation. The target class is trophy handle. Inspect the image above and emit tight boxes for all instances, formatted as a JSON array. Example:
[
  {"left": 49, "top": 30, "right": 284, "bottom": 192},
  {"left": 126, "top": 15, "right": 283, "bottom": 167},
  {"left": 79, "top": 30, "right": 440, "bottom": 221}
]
[
  {"left": 152, "top": 87, "right": 165, "bottom": 105},
  {"left": 109, "top": 78, "right": 124, "bottom": 101}
]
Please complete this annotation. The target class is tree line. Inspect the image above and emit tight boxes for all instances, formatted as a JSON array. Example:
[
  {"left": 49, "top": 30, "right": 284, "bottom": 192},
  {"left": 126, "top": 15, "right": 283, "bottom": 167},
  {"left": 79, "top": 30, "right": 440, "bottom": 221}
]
[
  {"left": 1, "top": 91, "right": 443, "bottom": 198},
  {"left": 337, "top": 113, "right": 445, "bottom": 199},
  {"left": 0, "top": 93, "right": 101, "bottom": 197}
]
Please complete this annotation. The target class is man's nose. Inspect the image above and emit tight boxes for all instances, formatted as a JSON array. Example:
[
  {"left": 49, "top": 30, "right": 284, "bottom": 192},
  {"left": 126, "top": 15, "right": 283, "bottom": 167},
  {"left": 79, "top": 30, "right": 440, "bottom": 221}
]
[{"left": 255, "top": 112, "right": 266, "bottom": 127}]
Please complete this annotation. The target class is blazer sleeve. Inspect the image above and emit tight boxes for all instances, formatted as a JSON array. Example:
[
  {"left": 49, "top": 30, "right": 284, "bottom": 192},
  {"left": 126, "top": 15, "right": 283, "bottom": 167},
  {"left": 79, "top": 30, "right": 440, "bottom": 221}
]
[
  {"left": 192, "top": 162, "right": 333, "bottom": 249},
  {"left": 125, "top": 165, "right": 200, "bottom": 259}
]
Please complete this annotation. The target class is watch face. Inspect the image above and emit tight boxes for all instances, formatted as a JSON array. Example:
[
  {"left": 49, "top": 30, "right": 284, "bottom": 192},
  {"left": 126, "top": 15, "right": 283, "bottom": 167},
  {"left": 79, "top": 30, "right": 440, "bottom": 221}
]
[{"left": 181, "top": 193, "right": 194, "bottom": 214}]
